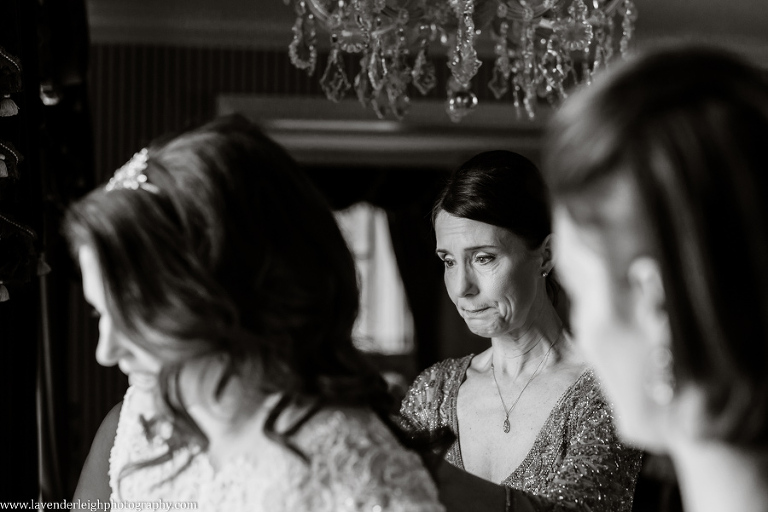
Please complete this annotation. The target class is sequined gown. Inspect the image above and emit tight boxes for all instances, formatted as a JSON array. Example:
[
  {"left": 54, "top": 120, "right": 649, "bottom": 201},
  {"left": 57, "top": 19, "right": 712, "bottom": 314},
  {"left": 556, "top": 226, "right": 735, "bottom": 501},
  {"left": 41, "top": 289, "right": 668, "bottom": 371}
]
[
  {"left": 400, "top": 356, "right": 642, "bottom": 512},
  {"left": 109, "top": 386, "right": 445, "bottom": 512}
]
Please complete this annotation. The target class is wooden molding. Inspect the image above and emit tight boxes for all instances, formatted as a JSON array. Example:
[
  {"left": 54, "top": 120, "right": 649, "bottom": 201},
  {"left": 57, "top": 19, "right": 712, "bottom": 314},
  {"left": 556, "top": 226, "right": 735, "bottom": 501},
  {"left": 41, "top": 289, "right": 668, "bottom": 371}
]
[{"left": 217, "top": 95, "right": 546, "bottom": 168}]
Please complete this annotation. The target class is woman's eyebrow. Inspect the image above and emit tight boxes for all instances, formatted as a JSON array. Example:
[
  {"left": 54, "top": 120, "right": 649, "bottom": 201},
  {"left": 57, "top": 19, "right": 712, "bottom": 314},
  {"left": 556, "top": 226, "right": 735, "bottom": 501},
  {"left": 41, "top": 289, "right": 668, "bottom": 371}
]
[
  {"left": 436, "top": 244, "right": 498, "bottom": 255},
  {"left": 463, "top": 245, "right": 497, "bottom": 252}
]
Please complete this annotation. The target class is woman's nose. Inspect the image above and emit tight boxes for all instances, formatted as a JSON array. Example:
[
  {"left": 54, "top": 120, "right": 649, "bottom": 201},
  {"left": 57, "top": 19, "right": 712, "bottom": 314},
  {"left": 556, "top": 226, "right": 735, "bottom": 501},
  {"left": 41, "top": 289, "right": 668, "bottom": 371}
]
[
  {"left": 451, "top": 265, "right": 478, "bottom": 298},
  {"left": 95, "top": 325, "right": 126, "bottom": 367}
]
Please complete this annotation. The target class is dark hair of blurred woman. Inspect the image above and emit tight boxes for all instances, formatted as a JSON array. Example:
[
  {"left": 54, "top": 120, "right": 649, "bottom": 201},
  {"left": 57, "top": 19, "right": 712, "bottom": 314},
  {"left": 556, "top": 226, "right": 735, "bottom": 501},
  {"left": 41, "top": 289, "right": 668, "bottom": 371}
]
[{"left": 545, "top": 46, "right": 768, "bottom": 448}]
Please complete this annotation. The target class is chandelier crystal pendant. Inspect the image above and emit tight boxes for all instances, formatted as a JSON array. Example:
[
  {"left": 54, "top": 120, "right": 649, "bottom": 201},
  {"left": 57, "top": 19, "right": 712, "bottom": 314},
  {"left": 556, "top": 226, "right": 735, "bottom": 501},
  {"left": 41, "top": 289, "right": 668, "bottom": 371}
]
[{"left": 284, "top": 0, "right": 637, "bottom": 121}]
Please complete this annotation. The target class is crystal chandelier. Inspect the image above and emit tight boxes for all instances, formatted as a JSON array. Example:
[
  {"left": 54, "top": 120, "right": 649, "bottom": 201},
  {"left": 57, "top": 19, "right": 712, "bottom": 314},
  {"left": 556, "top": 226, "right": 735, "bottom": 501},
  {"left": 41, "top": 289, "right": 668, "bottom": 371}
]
[{"left": 284, "top": 0, "right": 637, "bottom": 122}]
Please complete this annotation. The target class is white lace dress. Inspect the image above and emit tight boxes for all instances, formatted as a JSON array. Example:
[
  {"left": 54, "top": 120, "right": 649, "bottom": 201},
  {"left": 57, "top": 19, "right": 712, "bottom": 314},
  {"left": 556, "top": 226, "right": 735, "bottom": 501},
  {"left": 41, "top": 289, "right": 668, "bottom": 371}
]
[{"left": 110, "top": 386, "right": 444, "bottom": 512}]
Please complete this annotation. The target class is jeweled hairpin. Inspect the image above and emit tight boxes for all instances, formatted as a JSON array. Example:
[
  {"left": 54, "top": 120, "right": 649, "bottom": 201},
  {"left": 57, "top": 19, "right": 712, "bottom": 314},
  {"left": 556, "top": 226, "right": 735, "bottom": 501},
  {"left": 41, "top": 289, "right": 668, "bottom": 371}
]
[{"left": 105, "top": 148, "right": 159, "bottom": 193}]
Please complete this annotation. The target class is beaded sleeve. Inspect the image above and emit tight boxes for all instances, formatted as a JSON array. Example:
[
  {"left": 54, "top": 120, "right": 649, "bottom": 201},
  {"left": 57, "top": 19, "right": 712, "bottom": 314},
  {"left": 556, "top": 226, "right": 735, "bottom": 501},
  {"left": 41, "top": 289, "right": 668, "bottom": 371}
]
[
  {"left": 399, "top": 357, "right": 474, "bottom": 468},
  {"left": 503, "top": 375, "right": 643, "bottom": 511},
  {"left": 400, "top": 357, "right": 643, "bottom": 512}
]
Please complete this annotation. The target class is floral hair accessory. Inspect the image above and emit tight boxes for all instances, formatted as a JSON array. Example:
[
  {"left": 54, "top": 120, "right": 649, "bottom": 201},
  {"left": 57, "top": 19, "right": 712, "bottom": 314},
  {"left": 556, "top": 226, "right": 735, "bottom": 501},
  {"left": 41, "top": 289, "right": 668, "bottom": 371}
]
[{"left": 105, "top": 148, "right": 159, "bottom": 193}]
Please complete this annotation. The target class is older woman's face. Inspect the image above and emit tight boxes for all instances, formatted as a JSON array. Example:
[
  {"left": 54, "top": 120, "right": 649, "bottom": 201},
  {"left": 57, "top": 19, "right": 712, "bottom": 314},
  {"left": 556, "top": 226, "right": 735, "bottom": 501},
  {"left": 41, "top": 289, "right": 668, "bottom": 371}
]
[{"left": 435, "top": 211, "right": 544, "bottom": 339}]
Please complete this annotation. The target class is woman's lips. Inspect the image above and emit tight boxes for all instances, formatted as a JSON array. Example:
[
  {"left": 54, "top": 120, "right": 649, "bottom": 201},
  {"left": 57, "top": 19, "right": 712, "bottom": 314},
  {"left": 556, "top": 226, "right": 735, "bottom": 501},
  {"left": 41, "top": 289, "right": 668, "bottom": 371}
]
[{"left": 462, "top": 307, "right": 491, "bottom": 315}]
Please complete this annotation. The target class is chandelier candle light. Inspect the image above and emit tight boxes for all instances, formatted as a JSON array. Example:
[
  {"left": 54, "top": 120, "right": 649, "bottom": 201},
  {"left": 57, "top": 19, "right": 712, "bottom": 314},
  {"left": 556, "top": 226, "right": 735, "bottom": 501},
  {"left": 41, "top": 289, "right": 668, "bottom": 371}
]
[{"left": 284, "top": 0, "right": 637, "bottom": 122}]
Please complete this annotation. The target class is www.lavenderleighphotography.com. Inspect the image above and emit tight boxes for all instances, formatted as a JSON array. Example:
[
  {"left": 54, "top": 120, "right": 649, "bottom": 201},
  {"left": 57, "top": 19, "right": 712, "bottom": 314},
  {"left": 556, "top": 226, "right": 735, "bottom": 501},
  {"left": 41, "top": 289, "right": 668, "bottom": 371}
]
[{"left": 1, "top": 501, "right": 196, "bottom": 511}]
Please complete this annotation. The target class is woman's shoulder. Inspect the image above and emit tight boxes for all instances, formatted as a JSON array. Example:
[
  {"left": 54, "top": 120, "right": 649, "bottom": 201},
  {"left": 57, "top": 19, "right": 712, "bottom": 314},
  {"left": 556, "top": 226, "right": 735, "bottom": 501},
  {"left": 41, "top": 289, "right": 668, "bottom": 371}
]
[
  {"left": 410, "top": 355, "right": 474, "bottom": 389},
  {"left": 74, "top": 401, "right": 123, "bottom": 501},
  {"left": 545, "top": 339, "right": 605, "bottom": 414},
  {"left": 293, "top": 407, "right": 444, "bottom": 512},
  {"left": 297, "top": 406, "right": 419, "bottom": 457},
  {"left": 564, "top": 368, "right": 608, "bottom": 408},
  {"left": 553, "top": 367, "right": 627, "bottom": 438},
  {"left": 400, "top": 356, "right": 472, "bottom": 432},
  {"left": 296, "top": 407, "right": 379, "bottom": 448}
]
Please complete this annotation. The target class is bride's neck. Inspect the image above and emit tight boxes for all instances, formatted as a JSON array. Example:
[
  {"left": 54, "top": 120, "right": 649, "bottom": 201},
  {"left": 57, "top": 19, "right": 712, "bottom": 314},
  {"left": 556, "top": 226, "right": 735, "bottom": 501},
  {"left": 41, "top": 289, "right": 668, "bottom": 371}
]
[
  {"left": 191, "top": 385, "right": 278, "bottom": 470},
  {"left": 671, "top": 439, "right": 768, "bottom": 512},
  {"left": 181, "top": 357, "right": 268, "bottom": 435}
]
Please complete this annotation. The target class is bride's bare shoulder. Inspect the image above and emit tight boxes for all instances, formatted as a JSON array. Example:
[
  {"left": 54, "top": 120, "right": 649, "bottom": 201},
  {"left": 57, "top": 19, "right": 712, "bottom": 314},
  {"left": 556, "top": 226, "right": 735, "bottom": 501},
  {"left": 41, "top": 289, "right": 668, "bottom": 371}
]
[{"left": 73, "top": 401, "right": 123, "bottom": 501}]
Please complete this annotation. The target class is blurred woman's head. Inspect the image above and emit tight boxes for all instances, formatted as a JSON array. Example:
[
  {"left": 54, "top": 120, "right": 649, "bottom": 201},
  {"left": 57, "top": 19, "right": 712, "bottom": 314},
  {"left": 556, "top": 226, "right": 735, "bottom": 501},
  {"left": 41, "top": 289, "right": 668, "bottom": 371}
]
[
  {"left": 433, "top": 150, "right": 560, "bottom": 339},
  {"left": 65, "top": 115, "right": 391, "bottom": 452},
  {"left": 545, "top": 46, "right": 768, "bottom": 452}
]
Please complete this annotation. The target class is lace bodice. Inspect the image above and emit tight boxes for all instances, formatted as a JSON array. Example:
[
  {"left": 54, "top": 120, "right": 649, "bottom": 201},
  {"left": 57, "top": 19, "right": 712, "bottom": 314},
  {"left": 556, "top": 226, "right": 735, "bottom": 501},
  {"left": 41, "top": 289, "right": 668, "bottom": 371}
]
[
  {"left": 400, "top": 356, "right": 642, "bottom": 512},
  {"left": 110, "top": 386, "right": 445, "bottom": 512}
]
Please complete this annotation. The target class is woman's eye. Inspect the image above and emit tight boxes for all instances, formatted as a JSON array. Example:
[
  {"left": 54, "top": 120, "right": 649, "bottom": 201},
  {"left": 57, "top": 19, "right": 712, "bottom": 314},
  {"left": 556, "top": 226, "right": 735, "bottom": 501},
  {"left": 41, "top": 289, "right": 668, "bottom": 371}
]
[
  {"left": 475, "top": 254, "right": 494, "bottom": 264},
  {"left": 442, "top": 259, "right": 455, "bottom": 268}
]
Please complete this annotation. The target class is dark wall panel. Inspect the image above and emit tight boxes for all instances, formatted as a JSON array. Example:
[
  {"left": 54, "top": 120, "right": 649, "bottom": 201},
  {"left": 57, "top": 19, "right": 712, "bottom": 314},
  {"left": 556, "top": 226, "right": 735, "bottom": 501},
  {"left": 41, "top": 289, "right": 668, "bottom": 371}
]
[{"left": 88, "top": 44, "right": 331, "bottom": 181}]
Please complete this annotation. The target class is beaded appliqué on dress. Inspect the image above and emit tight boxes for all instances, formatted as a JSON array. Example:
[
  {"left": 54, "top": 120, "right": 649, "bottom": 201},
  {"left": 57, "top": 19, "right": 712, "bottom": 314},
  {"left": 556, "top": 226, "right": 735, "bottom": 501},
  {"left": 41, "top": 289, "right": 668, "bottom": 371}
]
[
  {"left": 110, "top": 386, "right": 444, "bottom": 512},
  {"left": 400, "top": 356, "right": 643, "bottom": 512}
]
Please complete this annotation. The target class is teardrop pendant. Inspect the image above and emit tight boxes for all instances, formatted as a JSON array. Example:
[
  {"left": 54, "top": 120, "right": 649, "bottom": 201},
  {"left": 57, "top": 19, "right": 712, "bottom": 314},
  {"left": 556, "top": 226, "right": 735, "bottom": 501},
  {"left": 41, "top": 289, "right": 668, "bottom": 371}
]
[{"left": 503, "top": 417, "right": 510, "bottom": 433}]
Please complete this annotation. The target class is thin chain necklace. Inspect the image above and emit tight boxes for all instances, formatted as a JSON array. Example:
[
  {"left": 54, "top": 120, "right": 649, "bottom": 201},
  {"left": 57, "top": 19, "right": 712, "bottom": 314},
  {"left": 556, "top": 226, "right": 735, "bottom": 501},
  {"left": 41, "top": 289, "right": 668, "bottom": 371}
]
[{"left": 490, "top": 337, "right": 558, "bottom": 434}]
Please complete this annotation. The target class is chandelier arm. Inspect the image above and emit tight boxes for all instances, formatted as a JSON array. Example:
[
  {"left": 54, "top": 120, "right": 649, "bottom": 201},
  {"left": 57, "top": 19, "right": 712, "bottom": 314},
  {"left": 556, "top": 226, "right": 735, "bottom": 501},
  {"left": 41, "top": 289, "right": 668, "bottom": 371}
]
[
  {"left": 286, "top": 0, "right": 636, "bottom": 121},
  {"left": 505, "top": 0, "right": 624, "bottom": 28}
]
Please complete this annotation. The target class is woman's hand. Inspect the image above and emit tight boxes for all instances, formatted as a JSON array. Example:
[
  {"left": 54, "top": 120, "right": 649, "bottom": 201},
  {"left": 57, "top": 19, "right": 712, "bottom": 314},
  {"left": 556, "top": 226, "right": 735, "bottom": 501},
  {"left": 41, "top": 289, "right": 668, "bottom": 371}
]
[{"left": 435, "top": 460, "right": 507, "bottom": 512}]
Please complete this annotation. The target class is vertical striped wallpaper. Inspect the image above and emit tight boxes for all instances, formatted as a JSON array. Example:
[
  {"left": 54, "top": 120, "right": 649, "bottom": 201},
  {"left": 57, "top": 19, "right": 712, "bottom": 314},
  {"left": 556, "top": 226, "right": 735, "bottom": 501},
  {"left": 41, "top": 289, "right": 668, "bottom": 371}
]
[
  {"left": 87, "top": 43, "right": 504, "bottom": 180},
  {"left": 89, "top": 45, "right": 325, "bottom": 180}
]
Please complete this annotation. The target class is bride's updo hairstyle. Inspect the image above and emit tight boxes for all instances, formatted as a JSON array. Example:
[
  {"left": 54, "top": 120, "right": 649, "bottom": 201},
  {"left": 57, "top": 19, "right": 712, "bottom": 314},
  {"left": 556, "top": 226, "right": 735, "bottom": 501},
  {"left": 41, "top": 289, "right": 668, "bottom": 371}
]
[
  {"left": 64, "top": 115, "right": 427, "bottom": 468},
  {"left": 544, "top": 46, "right": 768, "bottom": 447}
]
